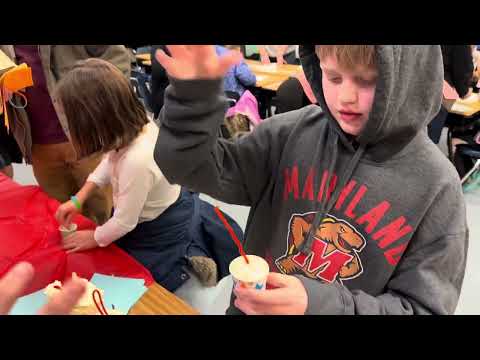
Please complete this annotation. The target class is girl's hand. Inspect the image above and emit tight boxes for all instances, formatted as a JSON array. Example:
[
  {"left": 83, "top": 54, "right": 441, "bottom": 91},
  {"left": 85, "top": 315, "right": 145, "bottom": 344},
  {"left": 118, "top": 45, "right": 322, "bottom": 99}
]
[
  {"left": 55, "top": 200, "right": 79, "bottom": 227},
  {"left": 62, "top": 230, "right": 98, "bottom": 254}
]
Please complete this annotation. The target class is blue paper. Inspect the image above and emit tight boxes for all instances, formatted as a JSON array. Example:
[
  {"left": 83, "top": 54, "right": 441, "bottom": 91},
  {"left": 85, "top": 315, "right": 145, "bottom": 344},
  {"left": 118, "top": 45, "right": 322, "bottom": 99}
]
[
  {"left": 90, "top": 274, "right": 148, "bottom": 314},
  {"left": 9, "top": 273, "right": 148, "bottom": 315},
  {"left": 10, "top": 290, "right": 47, "bottom": 315}
]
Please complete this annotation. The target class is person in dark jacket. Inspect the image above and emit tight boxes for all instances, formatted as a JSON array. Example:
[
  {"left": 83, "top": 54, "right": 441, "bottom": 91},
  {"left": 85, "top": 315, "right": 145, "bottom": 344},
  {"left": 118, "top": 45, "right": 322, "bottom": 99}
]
[
  {"left": 428, "top": 45, "right": 474, "bottom": 144},
  {"left": 150, "top": 45, "right": 170, "bottom": 119},
  {"left": 442, "top": 45, "right": 474, "bottom": 98}
]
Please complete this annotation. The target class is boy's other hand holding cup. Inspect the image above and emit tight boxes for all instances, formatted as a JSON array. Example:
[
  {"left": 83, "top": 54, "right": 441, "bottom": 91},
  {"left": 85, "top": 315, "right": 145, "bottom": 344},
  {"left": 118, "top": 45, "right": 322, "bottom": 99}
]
[{"left": 233, "top": 272, "right": 308, "bottom": 315}]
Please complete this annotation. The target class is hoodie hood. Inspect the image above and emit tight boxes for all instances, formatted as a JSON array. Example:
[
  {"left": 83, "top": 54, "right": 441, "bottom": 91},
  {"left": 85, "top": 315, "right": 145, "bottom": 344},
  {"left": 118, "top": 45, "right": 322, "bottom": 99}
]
[
  {"left": 300, "top": 45, "right": 444, "bottom": 162},
  {"left": 298, "top": 45, "right": 444, "bottom": 254}
]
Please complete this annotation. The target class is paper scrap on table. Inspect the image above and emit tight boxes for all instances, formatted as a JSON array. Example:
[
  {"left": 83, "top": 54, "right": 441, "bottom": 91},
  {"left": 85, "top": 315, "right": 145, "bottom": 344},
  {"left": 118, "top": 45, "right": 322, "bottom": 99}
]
[
  {"left": 10, "top": 290, "right": 47, "bottom": 315},
  {"left": 90, "top": 274, "right": 148, "bottom": 314},
  {"left": 255, "top": 75, "right": 267, "bottom": 82}
]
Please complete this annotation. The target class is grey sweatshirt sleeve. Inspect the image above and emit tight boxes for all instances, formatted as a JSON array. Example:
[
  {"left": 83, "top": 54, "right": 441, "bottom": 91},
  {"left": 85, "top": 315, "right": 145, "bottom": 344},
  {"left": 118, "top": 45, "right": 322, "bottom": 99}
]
[
  {"left": 297, "top": 182, "right": 468, "bottom": 315},
  {"left": 155, "top": 78, "right": 291, "bottom": 206}
]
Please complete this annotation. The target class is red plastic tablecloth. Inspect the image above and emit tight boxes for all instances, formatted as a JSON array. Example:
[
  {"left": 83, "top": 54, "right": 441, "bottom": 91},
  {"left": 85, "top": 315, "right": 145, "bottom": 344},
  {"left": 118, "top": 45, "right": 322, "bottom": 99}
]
[{"left": 0, "top": 173, "right": 154, "bottom": 295}]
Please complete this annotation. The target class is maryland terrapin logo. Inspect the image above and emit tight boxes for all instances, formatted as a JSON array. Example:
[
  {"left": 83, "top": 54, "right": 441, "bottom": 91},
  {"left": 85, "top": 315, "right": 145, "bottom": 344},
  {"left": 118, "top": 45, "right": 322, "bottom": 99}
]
[{"left": 275, "top": 213, "right": 366, "bottom": 283}]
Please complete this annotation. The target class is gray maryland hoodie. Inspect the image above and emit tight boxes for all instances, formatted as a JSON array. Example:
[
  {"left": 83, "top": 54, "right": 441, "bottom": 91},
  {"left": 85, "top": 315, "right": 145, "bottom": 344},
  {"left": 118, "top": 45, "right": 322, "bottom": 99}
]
[{"left": 155, "top": 45, "right": 468, "bottom": 315}]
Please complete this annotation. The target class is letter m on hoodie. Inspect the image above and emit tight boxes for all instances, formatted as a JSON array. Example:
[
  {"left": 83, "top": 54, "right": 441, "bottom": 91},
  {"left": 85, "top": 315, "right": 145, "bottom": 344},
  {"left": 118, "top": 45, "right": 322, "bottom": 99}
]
[{"left": 292, "top": 238, "right": 353, "bottom": 283}]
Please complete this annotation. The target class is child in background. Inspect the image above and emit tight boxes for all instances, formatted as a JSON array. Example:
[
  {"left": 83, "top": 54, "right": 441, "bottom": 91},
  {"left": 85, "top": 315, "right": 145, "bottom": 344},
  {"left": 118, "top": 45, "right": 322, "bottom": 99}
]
[
  {"left": 275, "top": 71, "right": 318, "bottom": 114},
  {"left": 150, "top": 45, "right": 170, "bottom": 119},
  {"left": 216, "top": 45, "right": 256, "bottom": 100},
  {"left": 155, "top": 45, "right": 467, "bottom": 315},
  {"left": 53, "top": 58, "right": 242, "bottom": 293},
  {"left": 428, "top": 45, "right": 474, "bottom": 144},
  {"left": 258, "top": 45, "right": 298, "bottom": 65}
]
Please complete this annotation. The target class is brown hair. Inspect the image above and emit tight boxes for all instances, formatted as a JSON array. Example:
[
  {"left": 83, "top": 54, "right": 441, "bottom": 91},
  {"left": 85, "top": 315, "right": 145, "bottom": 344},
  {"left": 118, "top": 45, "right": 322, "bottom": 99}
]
[
  {"left": 315, "top": 45, "right": 376, "bottom": 70},
  {"left": 54, "top": 58, "right": 149, "bottom": 159}
]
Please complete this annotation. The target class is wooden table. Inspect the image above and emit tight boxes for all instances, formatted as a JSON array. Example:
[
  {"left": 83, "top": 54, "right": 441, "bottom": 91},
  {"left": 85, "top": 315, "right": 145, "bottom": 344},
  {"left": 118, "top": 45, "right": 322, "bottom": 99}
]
[
  {"left": 443, "top": 93, "right": 480, "bottom": 117},
  {"left": 134, "top": 57, "right": 301, "bottom": 90},
  {"left": 129, "top": 282, "right": 199, "bottom": 315},
  {"left": 245, "top": 59, "right": 302, "bottom": 92},
  {"left": 136, "top": 53, "right": 151, "bottom": 61}
]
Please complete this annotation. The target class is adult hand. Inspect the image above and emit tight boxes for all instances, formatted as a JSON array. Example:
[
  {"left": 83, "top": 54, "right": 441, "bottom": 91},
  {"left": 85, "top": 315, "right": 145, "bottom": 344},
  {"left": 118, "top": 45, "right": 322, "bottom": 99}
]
[{"left": 0, "top": 262, "right": 85, "bottom": 315}]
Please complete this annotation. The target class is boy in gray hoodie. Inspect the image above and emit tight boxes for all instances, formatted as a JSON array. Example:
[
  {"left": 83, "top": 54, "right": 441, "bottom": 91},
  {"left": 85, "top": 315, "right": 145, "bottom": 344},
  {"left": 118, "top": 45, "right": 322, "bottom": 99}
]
[{"left": 154, "top": 45, "right": 468, "bottom": 315}]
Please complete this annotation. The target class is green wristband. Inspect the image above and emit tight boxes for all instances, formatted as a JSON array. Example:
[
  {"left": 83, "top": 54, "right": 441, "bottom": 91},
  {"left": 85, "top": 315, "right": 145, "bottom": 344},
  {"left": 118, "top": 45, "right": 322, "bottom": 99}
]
[{"left": 70, "top": 196, "right": 82, "bottom": 211}]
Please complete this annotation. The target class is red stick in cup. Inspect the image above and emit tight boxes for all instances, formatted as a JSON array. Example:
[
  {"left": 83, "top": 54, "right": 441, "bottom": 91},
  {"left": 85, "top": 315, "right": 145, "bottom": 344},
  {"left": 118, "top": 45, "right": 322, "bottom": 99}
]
[{"left": 214, "top": 206, "right": 249, "bottom": 264}]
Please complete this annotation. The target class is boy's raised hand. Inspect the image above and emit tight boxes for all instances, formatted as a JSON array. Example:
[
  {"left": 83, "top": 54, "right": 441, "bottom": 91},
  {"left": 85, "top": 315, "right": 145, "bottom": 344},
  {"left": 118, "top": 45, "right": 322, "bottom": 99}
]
[
  {"left": 155, "top": 45, "right": 243, "bottom": 80},
  {"left": 233, "top": 272, "right": 308, "bottom": 315}
]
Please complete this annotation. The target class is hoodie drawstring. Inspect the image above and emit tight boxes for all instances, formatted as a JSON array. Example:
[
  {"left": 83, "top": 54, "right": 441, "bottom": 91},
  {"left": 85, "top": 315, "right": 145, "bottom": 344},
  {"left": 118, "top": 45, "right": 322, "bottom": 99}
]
[{"left": 300, "top": 130, "right": 366, "bottom": 254}]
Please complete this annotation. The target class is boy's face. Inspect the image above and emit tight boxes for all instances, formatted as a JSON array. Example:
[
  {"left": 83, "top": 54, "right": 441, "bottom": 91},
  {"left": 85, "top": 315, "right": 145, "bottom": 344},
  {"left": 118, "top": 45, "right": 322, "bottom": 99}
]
[{"left": 320, "top": 55, "right": 378, "bottom": 137}]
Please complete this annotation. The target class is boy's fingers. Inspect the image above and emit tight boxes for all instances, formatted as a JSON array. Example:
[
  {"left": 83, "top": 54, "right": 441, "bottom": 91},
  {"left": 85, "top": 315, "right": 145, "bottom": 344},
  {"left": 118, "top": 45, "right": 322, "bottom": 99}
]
[
  {"left": 190, "top": 45, "right": 216, "bottom": 59},
  {"left": 235, "top": 286, "right": 290, "bottom": 306},
  {"left": 165, "top": 45, "right": 189, "bottom": 60},
  {"left": 38, "top": 280, "right": 86, "bottom": 315},
  {"left": 155, "top": 49, "right": 179, "bottom": 76},
  {"left": 234, "top": 298, "right": 260, "bottom": 315},
  {"left": 266, "top": 272, "right": 291, "bottom": 288},
  {"left": 0, "top": 262, "right": 34, "bottom": 314},
  {"left": 218, "top": 51, "right": 243, "bottom": 75},
  {"left": 234, "top": 295, "right": 292, "bottom": 315}
]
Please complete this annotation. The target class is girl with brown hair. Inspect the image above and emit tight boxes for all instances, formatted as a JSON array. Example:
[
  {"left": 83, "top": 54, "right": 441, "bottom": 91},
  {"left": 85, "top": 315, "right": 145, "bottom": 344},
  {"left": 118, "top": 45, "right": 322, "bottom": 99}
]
[{"left": 53, "top": 58, "right": 242, "bottom": 293}]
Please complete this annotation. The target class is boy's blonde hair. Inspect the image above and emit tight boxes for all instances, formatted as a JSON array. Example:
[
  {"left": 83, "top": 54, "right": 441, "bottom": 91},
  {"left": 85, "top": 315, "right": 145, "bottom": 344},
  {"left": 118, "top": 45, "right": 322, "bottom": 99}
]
[{"left": 315, "top": 45, "right": 376, "bottom": 70}]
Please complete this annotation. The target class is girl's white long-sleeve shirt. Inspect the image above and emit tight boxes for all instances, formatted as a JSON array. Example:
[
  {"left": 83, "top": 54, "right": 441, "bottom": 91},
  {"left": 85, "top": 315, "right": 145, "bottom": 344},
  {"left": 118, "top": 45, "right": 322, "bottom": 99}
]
[{"left": 87, "top": 121, "right": 181, "bottom": 247}]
